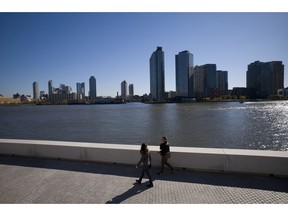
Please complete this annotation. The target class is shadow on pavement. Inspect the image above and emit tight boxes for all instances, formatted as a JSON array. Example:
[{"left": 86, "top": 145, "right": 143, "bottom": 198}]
[
  {"left": 106, "top": 182, "right": 150, "bottom": 204},
  {"left": 1, "top": 155, "right": 287, "bottom": 193}
]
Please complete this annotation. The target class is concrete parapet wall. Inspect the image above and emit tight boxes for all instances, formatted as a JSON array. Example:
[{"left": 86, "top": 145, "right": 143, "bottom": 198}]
[{"left": 0, "top": 139, "right": 288, "bottom": 177}]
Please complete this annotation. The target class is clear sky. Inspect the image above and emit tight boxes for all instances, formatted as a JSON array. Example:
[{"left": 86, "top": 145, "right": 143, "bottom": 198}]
[{"left": 0, "top": 12, "right": 288, "bottom": 97}]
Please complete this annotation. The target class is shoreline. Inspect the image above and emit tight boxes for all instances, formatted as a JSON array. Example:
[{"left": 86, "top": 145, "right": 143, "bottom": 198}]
[{"left": 1, "top": 98, "right": 288, "bottom": 106}]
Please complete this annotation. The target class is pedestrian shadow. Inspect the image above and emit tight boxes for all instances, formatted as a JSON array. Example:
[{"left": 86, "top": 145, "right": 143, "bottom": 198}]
[
  {"left": 106, "top": 182, "right": 150, "bottom": 204},
  {"left": 1, "top": 155, "right": 287, "bottom": 193}
]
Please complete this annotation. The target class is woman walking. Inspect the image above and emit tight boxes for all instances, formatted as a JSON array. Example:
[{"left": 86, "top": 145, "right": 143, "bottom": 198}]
[
  {"left": 136, "top": 143, "right": 153, "bottom": 187},
  {"left": 158, "top": 136, "right": 174, "bottom": 175}
]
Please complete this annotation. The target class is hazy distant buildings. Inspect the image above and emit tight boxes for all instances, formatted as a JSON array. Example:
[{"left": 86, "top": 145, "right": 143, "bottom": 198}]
[
  {"left": 150, "top": 47, "right": 165, "bottom": 101},
  {"left": 89, "top": 76, "right": 97, "bottom": 99},
  {"left": 33, "top": 81, "right": 39, "bottom": 100},
  {"left": 175, "top": 50, "right": 194, "bottom": 97},
  {"left": 60, "top": 84, "right": 72, "bottom": 94},
  {"left": 47, "top": 81, "right": 82, "bottom": 102},
  {"left": 246, "top": 61, "right": 284, "bottom": 98},
  {"left": 76, "top": 82, "right": 85, "bottom": 99},
  {"left": 121, "top": 80, "right": 128, "bottom": 98},
  {"left": 129, "top": 84, "right": 134, "bottom": 96}
]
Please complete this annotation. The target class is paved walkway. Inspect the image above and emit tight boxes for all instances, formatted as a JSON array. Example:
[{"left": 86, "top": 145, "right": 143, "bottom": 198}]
[{"left": 0, "top": 155, "right": 287, "bottom": 204}]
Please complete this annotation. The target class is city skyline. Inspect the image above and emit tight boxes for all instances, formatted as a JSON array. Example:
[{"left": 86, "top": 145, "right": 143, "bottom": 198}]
[{"left": 0, "top": 12, "right": 288, "bottom": 97}]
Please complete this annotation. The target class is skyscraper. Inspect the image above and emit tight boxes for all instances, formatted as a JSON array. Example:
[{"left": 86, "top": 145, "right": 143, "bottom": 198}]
[
  {"left": 33, "top": 81, "right": 39, "bottom": 100},
  {"left": 89, "top": 76, "right": 97, "bottom": 99},
  {"left": 76, "top": 82, "right": 85, "bottom": 98},
  {"left": 216, "top": 70, "right": 228, "bottom": 91},
  {"left": 129, "top": 84, "right": 134, "bottom": 96},
  {"left": 175, "top": 50, "right": 194, "bottom": 97},
  {"left": 192, "top": 66, "right": 205, "bottom": 98},
  {"left": 150, "top": 47, "right": 165, "bottom": 101},
  {"left": 246, "top": 61, "right": 284, "bottom": 98},
  {"left": 48, "top": 80, "right": 53, "bottom": 94},
  {"left": 192, "top": 64, "right": 217, "bottom": 98},
  {"left": 121, "top": 80, "right": 128, "bottom": 98}
]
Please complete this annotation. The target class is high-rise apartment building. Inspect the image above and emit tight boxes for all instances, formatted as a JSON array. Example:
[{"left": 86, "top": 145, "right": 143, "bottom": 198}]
[
  {"left": 129, "top": 84, "right": 134, "bottom": 96},
  {"left": 192, "top": 66, "right": 205, "bottom": 98},
  {"left": 216, "top": 70, "right": 228, "bottom": 91},
  {"left": 246, "top": 61, "right": 284, "bottom": 98},
  {"left": 175, "top": 50, "right": 194, "bottom": 97},
  {"left": 192, "top": 64, "right": 217, "bottom": 98},
  {"left": 33, "top": 81, "right": 39, "bottom": 100},
  {"left": 89, "top": 76, "right": 97, "bottom": 99},
  {"left": 121, "top": 80, "right": 128, "bottom": 98},
  {"left": 48, "top": 80, "right": 54, "bottom": 94},
  {"left": 150, "top": 47, "right": 165, "bottom": 101},
  {"left": 76, "top": 82, "right": 85, "bottom": 99}
]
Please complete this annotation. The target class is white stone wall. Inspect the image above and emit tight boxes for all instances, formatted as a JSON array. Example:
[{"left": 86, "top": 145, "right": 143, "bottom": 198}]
[{"left": 0, "top": 139, "right": 287, "bottom": 177}]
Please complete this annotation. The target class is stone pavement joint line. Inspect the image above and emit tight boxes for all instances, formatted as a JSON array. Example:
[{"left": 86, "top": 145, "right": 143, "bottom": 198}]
[{"left": 0, "top": 155, "right": 287, "bottom": 204}]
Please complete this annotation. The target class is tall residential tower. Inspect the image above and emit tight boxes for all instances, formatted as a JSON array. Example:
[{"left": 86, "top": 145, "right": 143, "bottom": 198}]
[
  {"left": 246, "top": 61, "right": 284, "bottom": 98},
  {"left": 121, "top": 80, "right": 128, "bottom": 98},
  {"left": 48, "top": 80, "right": 54, "bottom": 94},
  {"left": 192, "top": 64, "right": 217, "bottom": 98},
  {"left": 175, "top": 50, "right": 194, "bottom": 97},
  {"left": 150, "top": 47, "right": 165, "bottom": 101},
  {"left": 89, "top": 76, "right": 97, "bottom": 99},
  {"left": 129, "top": 84, "right": 134, "bottom": 96},
  {"left": 76, "top": 82, "right": 85, "bottom": 99},
  {"left": 33, "top": 81, "right": 39, "bottom": 100}
]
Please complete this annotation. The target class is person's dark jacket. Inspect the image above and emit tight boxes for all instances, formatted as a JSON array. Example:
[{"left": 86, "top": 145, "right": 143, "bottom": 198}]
[{"left": 159, "top": 142, "right": 170, "bottom": 156}]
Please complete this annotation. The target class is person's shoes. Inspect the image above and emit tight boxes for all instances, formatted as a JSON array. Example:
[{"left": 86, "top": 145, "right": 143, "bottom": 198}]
[
  {"left": 136, "top": 179, "right": 141, "bottom": 184},
  {"left": 147, "top": 183, "right": 154, "bottom": 187},
  {"left": 157, "top": 172, "right": 163, "bottom": 175},
  {"left": 171, "top": 169, "right": 175, "bottom": 175}
]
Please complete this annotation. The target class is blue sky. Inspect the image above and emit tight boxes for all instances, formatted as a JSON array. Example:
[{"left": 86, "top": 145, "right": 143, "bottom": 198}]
[{"left": 0, "top": 12, "right": 288, "bottom": 97}]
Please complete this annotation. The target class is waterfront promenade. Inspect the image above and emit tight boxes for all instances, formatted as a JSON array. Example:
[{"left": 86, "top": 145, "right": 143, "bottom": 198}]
[{"left": 0, "top": 155, "right": 287, "bottom": 204}]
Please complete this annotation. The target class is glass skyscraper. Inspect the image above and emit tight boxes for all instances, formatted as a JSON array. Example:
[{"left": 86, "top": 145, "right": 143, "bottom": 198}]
[
  {"left": 33, "top": 81, "right": 39, "bottom": 100},
  {"left": 121, "top": 80, "right": 127, "bottom": 98},
  {"left": 76, "top": 82, "right": 85, "bottom": 98},
  {"left": 89, "top": 76, "right": 97, "bottom": 99},
  {"left": 129, "top": 84, "right": 134, "bottom": 96},
  {"left": 150, "top": 47, "right": 165, "bottom": 101},
  {"left": 48, "top": 80, "right": 53, "bottom": 95},
  {"left": 175, "top": 50, "right": 194, "bottom": 97}
]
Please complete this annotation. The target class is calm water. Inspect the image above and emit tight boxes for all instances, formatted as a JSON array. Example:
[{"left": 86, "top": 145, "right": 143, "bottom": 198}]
[{"left": 0, "top": 101, "right": 288, "bottom": 151}]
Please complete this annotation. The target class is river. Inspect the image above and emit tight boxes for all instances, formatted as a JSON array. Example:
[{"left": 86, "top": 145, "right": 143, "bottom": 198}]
[{"left": 0, "top": 101, "right": 288, "bottom": 151}]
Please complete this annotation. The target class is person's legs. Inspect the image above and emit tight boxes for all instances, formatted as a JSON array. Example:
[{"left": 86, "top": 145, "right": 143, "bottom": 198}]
[
  {"left": 144, "top": 166, "right": 153, "bottom": 187},
  {"left": 165, "top": 160, "right": 174, "bottom": 174},
  {"left": 159, "top": 156, "right": 165, "bottom": 173},
  {"left": 136, "top": 168, "right": 145, "bottom": 183},
  {"left": 165, "top": 160, "right": 173, "bottom": 170}
]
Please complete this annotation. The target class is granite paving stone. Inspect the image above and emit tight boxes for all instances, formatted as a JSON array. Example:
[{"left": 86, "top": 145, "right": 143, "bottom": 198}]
[{"left": 0, "top": 155, "right": 287, "bottom": 204}]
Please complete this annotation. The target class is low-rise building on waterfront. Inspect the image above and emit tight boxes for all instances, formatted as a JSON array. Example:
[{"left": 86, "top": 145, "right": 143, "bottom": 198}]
[
  {"left": 277, "top": 88, "right": 288, "bottom": 97},
  {"left": 0, "top": 96, "right": 21, "bottom": 104},
  {"left": 48, "top": 93, "right": 82, "bottom": 103}
]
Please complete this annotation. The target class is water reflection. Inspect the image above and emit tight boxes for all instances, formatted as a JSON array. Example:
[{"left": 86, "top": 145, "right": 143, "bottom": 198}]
[{"left": 0, "top": 101, "right": 288, "bottom": 151}]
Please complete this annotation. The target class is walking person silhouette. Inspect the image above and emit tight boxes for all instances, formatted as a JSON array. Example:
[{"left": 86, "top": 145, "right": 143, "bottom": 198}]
[
  {"left": 136, "top": 143, "right": 153, "bottom": 187},
  {"left": 158, "top": 136, "right": 174, "bottom": 175}
]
